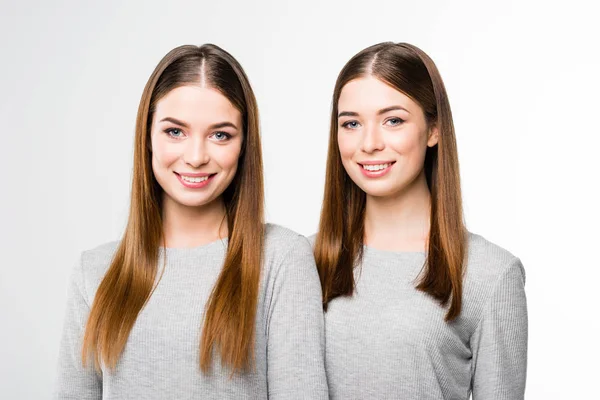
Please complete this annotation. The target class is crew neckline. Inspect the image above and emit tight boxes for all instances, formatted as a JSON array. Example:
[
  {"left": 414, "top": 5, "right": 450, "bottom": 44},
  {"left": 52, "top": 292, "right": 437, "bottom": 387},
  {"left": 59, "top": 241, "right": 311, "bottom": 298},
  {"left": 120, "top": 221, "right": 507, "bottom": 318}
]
[
  {"left": 362, "top": 244, "right": 426, "bottom": 257},
  {"left": 159, "top": 237, "right": 229, "bottom": 256}
]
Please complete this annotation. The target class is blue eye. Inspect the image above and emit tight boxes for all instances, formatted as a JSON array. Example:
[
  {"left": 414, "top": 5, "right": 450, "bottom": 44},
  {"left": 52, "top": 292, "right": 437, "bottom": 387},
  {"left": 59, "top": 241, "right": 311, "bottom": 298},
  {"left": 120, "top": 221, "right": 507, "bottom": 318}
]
[
  {"left": 341, "top": 120, "right": 361, "bottom": 129},
  {"left": 211, "top": 131, "right": 231, "bottom": 141},
  {"left": 385, "top": 118, "right": 404, "bottom": 126},
  {"left": 165, "top": 128, "right": 184, "bottom": 138}
]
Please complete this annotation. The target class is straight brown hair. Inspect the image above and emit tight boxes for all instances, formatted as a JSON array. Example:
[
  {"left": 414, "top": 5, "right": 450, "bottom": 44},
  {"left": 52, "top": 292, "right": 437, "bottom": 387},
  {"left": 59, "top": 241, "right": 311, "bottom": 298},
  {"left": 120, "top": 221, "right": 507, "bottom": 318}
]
[
  {"left": 315, "top": 42, "right": 467, "bottom": 321},
  {"left": 82, "top": 44, "right": 264, "bottom": 373}
]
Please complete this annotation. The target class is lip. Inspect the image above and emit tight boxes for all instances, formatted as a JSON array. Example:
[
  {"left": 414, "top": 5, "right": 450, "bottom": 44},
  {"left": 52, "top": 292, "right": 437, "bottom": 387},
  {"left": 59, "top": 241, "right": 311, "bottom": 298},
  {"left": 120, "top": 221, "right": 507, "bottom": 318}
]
[
  {"left": 174, "top": 172, "right": 216, "bottom": 188},
  {"left": 358, "top": 161, "right": 395, "bottom": 178},
  {"left": 358, "top": 160, "right": 395, "bottom": 165},
  {"left": 176, "top": 172, "right": 212, "bottom": 177}
]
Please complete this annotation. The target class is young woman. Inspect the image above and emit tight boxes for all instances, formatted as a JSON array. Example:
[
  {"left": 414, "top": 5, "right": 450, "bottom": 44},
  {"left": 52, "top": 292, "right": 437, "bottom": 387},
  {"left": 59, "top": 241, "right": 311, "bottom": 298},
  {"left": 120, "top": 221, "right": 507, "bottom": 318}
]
[
  {"left": 54, "top": 44, "right": 328, "bottom": 399},
  {"left": 314, "top": 42, "right": 527, "bottom": 399}
]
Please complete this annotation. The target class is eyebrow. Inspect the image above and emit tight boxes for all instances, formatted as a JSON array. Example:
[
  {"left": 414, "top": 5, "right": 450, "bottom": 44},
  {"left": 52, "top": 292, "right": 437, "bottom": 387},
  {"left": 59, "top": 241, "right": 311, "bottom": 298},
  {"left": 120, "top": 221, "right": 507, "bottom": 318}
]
[
  {"left": 160, "top": 117, "right": 189, "bottom": 128},
  {"left": 337, "top": 111, "right": 359, "bottom": 118},
  {"left": 378, "top": 106, "right": 409, "bottom": 115},
  {"left": 337, "top": 105, "right": 410, "bottom": 118},
  {"left": 159, "top": 117, "right": 238, "bottom": 130},
  {"left": 209, "top": 121, "right": 239, "bottom": 130}
]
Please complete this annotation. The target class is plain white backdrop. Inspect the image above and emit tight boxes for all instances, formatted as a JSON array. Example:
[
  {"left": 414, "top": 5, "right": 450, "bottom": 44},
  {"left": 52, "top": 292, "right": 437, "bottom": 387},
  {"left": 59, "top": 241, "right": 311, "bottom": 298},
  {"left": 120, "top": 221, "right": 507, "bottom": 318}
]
[{"left": 1, "top": 0, "right": 598, "bottom": 398}]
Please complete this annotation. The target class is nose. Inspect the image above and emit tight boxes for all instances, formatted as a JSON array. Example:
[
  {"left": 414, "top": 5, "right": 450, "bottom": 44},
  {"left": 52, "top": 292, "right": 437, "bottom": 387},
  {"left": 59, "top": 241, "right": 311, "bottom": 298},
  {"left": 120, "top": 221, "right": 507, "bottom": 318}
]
[
  {"left": 360, "top": 124, "right": 385, "bottom": 153},
  {"left": 183, "top": 136, "right": 210, "bottom": 168}
]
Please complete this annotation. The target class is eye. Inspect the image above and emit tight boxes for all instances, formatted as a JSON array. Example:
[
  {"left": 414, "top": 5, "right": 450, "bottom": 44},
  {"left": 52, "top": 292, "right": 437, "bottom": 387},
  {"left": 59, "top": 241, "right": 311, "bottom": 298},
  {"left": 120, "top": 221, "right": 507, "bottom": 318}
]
[
  {"left": 164, "top": 128, "right": 185, "bottom": 138},
  {"left": 341, "top": 120, "right": 361, "bottom": 129},
  {"left": 385, "top": 117, "right": 404, "bottom": 126},
  {"left": 210, "top": 131, "right": 232, "bottom": 141}
]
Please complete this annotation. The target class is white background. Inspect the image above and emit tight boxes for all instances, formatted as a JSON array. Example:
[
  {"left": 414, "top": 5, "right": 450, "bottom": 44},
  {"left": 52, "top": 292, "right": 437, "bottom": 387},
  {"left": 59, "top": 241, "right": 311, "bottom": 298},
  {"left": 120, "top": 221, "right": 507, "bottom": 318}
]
[{"left": 1, "top": 0, "right": 598, "bottom": 398}]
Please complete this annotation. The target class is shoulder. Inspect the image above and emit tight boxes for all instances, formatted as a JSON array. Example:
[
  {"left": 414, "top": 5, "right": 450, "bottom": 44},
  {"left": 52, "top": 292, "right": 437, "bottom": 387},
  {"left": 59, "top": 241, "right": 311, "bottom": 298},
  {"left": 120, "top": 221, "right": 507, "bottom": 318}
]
[
  {"left": 77, "top": 240, "right": 121, "bottom": 301},
  {"left": 264, "top": 223, "right": 313, "bottom": 257},
  {"left": 461, "top": 232, "right": 527, "bottom": 336},
  {"left": 81, "top": 240, "right": 120, "bottom": 264},
  {"left": 260, "top": 226, "right": 323, "bottom": 333},
  {"left": 262, "top": 223, "right": 316, "bottom": 280},
  {"left": 307, "top": 233, "right": 317, "bottom": 249},
  {"left": 461, "top": 232, "right": 526, "bottom": 325},
  {"left": 465, "top": 232, "right": 525, "bottom": 285}
]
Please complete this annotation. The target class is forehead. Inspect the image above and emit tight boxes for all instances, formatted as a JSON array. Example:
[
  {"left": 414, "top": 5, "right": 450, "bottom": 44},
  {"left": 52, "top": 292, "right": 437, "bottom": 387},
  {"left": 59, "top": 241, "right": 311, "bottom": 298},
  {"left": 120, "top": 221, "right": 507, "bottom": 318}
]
[
  {"left": 338, "top": 76, "right": 419, "bottom": 114},
  {"left": 154, "top": 85, "right": 242, "bottom": 126}
]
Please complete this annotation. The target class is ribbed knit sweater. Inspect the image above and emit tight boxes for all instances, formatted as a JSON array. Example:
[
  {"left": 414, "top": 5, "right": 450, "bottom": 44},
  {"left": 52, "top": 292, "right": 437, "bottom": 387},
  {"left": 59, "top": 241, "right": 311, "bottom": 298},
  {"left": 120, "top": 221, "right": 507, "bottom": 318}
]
[
  {"left": 54, "top": 224, "right": 328, "bottom": 399},
  {"left": 321, "top": 232, "right": 528, "bottom": 399}
]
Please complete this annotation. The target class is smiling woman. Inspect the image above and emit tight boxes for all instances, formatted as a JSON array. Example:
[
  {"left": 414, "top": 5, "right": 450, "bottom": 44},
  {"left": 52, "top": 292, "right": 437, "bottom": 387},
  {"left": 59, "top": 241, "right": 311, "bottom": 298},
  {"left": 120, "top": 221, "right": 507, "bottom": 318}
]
[
  {"left": 337, "top": 77, "right": 439, "bottom": 198},
  {"left": 53, "top": 44, "right": 328, "bottom": 399},
  {"left": 151, "top": 86, "right": 243, "bottom": 212},
  {"left": 315, "top": 42, "right": 527, "bottom": 400}
]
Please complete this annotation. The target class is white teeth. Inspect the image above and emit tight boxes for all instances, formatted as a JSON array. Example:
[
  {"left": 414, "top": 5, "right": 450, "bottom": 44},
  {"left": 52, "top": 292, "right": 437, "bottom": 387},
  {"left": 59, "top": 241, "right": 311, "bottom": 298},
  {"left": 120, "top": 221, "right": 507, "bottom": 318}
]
[
  {"left": 362, "top": 163, "right": 391, "bottom": 171},
  {"left": 181, "top": 175, "right": 209, "bottom": 183}
]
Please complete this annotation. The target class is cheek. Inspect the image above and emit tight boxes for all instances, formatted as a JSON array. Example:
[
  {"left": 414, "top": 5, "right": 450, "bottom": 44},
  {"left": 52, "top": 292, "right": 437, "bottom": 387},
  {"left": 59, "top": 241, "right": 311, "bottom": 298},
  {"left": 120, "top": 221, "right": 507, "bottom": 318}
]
[
  {"left": 387, "top": 129, "right": 427, "bottom": 156},
  {"left": 151, "top": 137, "right": 180, "bottom": 171},
  {"left": 213, "top": 142, "right": 242, "bottom": 171},
  {"left": 337, "top": 132, "right": 358, "bottom": 160}
]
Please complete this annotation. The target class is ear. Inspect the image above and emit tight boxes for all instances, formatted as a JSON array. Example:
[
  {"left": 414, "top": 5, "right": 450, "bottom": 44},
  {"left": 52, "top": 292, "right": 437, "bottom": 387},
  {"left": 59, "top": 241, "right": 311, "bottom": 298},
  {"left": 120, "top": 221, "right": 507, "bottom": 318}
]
[{"left": 427, "top": 125, "right": 439, "bottom": 147}]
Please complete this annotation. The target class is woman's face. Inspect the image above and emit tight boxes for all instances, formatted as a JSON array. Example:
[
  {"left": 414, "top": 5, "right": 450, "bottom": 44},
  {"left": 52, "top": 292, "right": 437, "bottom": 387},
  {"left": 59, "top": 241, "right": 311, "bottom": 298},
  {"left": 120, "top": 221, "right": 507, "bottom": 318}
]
[
  {"left": 150, "top": 85, "right": 243, "bottom": 210},
  {"left": 337, "top": 76, "right": 438, "bottom": 198}
]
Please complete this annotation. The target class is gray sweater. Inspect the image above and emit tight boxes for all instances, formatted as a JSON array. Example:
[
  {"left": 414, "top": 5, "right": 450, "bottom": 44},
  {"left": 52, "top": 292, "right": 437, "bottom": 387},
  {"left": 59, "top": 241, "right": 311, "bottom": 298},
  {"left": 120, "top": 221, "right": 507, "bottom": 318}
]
[
  {"left": 322, "top": 233, "right": 528, "bottom": 399},
  {"left": 54, "top": 224, "right": 328, "bottom": 399}
]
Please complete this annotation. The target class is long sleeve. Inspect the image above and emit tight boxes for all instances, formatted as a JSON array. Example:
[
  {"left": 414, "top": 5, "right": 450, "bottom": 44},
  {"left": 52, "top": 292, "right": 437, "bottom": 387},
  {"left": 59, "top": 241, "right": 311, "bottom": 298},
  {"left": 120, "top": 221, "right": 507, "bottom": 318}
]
[
  {"left": 53, "top": 253, "right": 102, "bottom": 399},
  {"left": 470, "top": 257, "right": 528, "bottom": 400},
  {"left": 265, "top": 236, "right": 329, "bottom": 399}
]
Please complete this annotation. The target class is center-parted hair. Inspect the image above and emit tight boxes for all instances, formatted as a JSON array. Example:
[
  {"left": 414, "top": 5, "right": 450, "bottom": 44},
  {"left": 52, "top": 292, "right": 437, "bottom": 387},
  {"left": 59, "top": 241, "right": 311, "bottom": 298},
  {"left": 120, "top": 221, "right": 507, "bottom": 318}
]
[
  {"left": 315, "top": 42, "right": 467, "bottom": 321},
  {"left": 82, "top": 44, "right": 264, "bottom": 373}
]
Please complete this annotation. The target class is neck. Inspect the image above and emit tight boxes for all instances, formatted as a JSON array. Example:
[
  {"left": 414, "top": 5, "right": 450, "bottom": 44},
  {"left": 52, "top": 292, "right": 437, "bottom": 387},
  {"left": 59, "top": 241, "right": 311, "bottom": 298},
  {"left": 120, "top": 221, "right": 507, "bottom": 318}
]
[
  {"left": 364, "top": 170, "right": 431, "bottom": 252},
  {"left": 161, "top": 195, "right": 228, "bottom": 248}
]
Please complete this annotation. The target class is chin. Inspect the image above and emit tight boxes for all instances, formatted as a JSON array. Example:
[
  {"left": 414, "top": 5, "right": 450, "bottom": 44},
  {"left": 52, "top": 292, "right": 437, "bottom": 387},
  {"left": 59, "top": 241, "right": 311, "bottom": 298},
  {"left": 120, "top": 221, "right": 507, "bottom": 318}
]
[
  {"left": 362, "top": 188, "right": 399, "bottom": 198},
  {"left": 184, "top": 197, "right": 217, "bottom": 208},
  {"left": 179, "top": 200, "right": 211, "bottom": 208},
  {"left": 356, "top": 181, "right": 406, "bottom": 198},
  {"left": 165, "top": 191, "right": 215, "bottom": 208}
]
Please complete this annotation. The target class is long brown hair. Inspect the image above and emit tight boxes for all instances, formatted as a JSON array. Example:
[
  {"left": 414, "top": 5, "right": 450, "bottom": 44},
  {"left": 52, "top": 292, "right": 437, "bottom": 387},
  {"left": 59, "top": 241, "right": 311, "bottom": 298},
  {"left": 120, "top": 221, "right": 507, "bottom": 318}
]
[
  {"left": 82, "top": 44, "right": 264, "bottom": 373},
  {"left": 315, "top": 42, "right": 467, "bottom": 321}
]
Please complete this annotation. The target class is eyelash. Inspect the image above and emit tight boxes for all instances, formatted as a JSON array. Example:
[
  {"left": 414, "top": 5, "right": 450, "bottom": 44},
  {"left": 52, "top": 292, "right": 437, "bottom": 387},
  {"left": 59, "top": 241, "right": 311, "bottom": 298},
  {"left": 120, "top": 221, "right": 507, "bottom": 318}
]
[
  {"left": 385, "top": 117, "right": 404, "bottom": 126},
  {"left": 340, "top": 117, "right": 405, "bottom": 129},
  {"left": 341, "top": 120, "right": 361, "bottom": 129},
  {"left": 163, "top": 128, "right": 232, "bottom": 141},
  {"left": 210, "top": 131, "right": 232, "bottom": 141},
  {"left": 164, "top": 128, "right": 185, "bottom": 138}
]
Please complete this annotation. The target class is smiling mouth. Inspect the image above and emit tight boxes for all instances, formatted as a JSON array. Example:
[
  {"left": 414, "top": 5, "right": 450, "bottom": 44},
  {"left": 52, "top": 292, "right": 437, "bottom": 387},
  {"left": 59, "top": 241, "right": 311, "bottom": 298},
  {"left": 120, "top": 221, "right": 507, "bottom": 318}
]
[
  {"left": 180, "top": 175, "right": 209, "bottom": 183},
  {"left": 174, "top": 172, "right": 217, "bottom": 184},
  {"left": 359, "top": 162, "right": 395, "bottom": 171}
]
